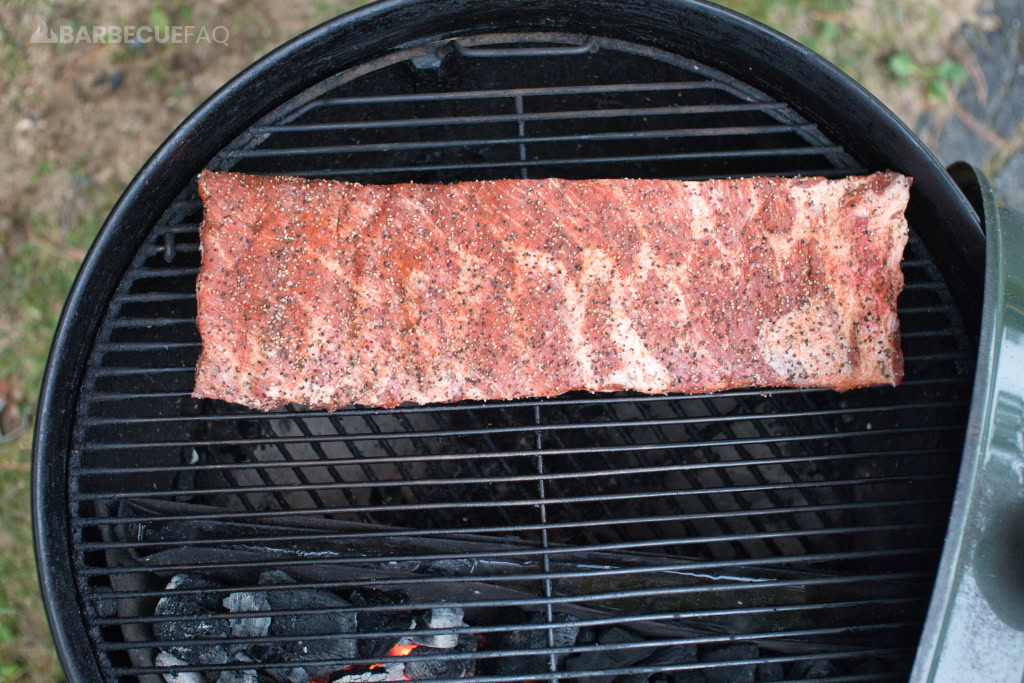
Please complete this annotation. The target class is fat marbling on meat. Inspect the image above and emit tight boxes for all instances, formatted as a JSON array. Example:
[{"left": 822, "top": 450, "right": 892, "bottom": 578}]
[{"left": 193, "top": 170, "right": 910, "bottom": 410}]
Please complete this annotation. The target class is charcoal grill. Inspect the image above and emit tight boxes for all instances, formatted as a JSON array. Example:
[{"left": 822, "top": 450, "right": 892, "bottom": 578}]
[{"left": 32, "top": 1, "right": 1023, "bottom": 681}]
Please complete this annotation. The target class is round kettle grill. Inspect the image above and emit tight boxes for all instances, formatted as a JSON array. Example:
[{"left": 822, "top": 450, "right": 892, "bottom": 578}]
[{"left": 33, "top": 1, "right": 990, "bottom": 681}]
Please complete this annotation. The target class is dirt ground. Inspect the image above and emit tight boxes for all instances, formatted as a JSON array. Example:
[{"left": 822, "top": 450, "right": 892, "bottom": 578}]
[{"left": 0, "top": 0, "right": 993, "bottom": 679}]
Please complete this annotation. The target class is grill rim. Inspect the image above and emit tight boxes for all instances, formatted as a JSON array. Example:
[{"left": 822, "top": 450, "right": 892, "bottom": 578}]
[{"left": 32, "top": 1, "right": 986, "bottom": 680}]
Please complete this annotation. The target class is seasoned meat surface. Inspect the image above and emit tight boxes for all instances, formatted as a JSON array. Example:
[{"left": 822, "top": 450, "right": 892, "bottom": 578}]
[{"left": 194, "top": 171, "right": 910, "bottom": 410}]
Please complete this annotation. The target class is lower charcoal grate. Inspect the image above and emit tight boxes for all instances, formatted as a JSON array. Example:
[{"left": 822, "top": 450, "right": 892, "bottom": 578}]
[{"left": 68, "top": 32, "right": 974, "bottom": 683}]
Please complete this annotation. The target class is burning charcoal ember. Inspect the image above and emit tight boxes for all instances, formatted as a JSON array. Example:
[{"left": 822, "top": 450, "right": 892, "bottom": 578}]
[
  {"left": 335, "top": 641, "right": 418, "bottom": 683},
  {"left": 754, "top": 661, "right": 784, "bottom": 681},
  {"left": 216, "top": 653, "right": 259, "bottom": 683},
  {"left": 701, "top": 644, "right": 758, "bottom": 683},
  {"left": 614, "top": 644, "right": 698, "bottom": 682},
  {"left": 155, "top": 650, "right": 205, "bottom": 683},
  {"left": 786, "top": 659, "right": 837, "bottom": 679},
  {"left": 411, "top": 607, "right": 465, "bottom": 648},
  {"left": 348, "top": 588, "right": 414, "bottom": 660},
  {"left": 223, "top": 591, "right": 271, "bottom": 640},
  {"left": 403, "top": 635, "right": 477, "bottom": 680},
  {"left": 332, "top": 662, "right": 406, "bottom": 683},
  {"left": 257, "top": 570, "right": 358, "bottom": 680},
  {"left": 565, "top": 627, "right": 659, "bottom": 683},
  {"left": 154, "top": 574, "right": 230, "bottom": 666}
]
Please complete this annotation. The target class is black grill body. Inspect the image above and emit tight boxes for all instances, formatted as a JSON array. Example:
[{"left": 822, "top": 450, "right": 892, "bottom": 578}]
[{"left": 33, "top": 1, "right": 986, "bottom": 681}]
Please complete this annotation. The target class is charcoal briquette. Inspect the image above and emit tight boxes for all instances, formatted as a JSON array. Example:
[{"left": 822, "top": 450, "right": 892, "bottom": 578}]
[
  {"left": 614, "top": 643, "right": 698, "bottom": 682},
  {"left": 223, "top": 591, "right": 271, "bottom": 640},
  {"left": 403, "top": 637, "right": 476, "bottom": 680},
  {"left": 259, "top": 570, "right": 358, "bottom": 679},
  {"left": 528, "top": 612, "right": 580, "bottom": 651},
  {"left": 216, "top": 652, "right": 259, "bottom": 683},
  {"left": 701, "top": 644, "right": 758, "bottom": 683},
  {"left": 565, "top": 627, "right": 659, "bottom": 683},
  {"left": 154, "top": 650, "right": 206, "bottom": 683},
  {"left": 787, "top": 659, "right": 837, "bottom": 679},
  {"left": 754, "top": 661, "right": 784, "bottom": 681},
  {"left": 153, "top": 574, "right": 230, "bottom": 666},
  {"left": 348, "top": 588, "right": 414, "bottom": 659}
]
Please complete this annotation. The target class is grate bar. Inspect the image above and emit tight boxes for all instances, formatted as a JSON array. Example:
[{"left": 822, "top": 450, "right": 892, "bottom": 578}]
[
  {"left": 75, "top": 439, "right": 960, "bottom": 478},
  {"left": 113, "top": 644, "right": 914, "bottom": 678},
  {"left": 94, "top": 341, "right": 199, "bottom": 352},
  {"left": 112, "top": 623, "right": 914, "bottom": 665},
  {"left": 119, "top": 661, "right": 909, "bottom": 682},
  {"left": 73, "top": 453, "right": 957, "bottom": 501},
  {"left": 92, "top": 365, "right": 193, "bottom": 378},
  {"left": 94, "top": 576, "right": 928, "bottom": 622},
  {"left": 900, "top": 352, "right": 971, "bottom": 362},
  {"left": 285, "top": 80, "right": 740, "bottom": 107},
  {"left": 263, "top": 147, "right": 846, "bottom": 179},
  {"left": 147, "top": 242, "right": 200, "bottom": 255},
  {"left": 75, "top": 473, "right": 953, "bottom": 527},
  {"left": 112, "top": 291, "right": 196, "bottom": 303},
  {"left": 79, "top": 497, "right": 950, "bottom": 551},
  {"left": 83, "top": 351, "right": 962, "bottom": 394},
  {"left": 900, "top": 329, "right": 958, "bottom": 339},
  {"left": 665, "top": 167, "right": 869, "bottom": 180},
  {"left": 81, "top": 349, "right": 960, "bottom": 373},
  {"left": 95, "top": 595, "right": 927, "bottom": 647},
  {"left": 131, "top": 266, "right": 198, "bottom": 278},
  {"left": 902, "top": 282, "right": 945, "bottom": 291},
  {"left": 96, "top": 577, "right": 925, "bottom": 626},
  {"left": 255, "top": 102, "right": 793, "bottom": 133},
  {"left": 79, "top": 535, "right": 940, "bottom": 591},
  {"left": 80, "top": 547, "right": 940, "bottom": 583},
  {"left": 108, "top": 317, "right": 199, "bottom": 328},
  {"left": 899, "top": 305, "right": 957, "bottom": 315},
  {"left": 151, "top": 221, "right": 200, "bottom": 235},
  {"left": 78, "top": 402, "right": 966, "bottom": 449},
  {"left": 75, "top": 375, "right": 972, "bottom": 425},
  {"left": 228, "top": 124, "right": 821, "bottom": 158}
]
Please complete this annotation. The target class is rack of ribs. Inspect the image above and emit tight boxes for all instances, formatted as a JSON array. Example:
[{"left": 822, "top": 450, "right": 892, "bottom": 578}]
[{"left": 193, "top": 170, "right": 910, "bottom": 410}]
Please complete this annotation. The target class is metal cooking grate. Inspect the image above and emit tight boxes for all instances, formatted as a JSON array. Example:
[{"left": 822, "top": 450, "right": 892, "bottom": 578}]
[{"left": 70, "top": 34, "right": 974, "bottom": 682}]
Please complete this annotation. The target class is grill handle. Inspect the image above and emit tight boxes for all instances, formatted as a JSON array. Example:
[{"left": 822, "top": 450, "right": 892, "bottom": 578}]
[
  {"left": 453, "top": 36, "right": 597, "bottom": 56},
  {"left": 912, "top": 163, "right": 1024, "bottom": 682}
]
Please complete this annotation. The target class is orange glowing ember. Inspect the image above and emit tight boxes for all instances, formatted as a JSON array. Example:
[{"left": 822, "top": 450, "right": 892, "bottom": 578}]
[{"left": 386, "top": 642, "right": 420, "bottom": 658}]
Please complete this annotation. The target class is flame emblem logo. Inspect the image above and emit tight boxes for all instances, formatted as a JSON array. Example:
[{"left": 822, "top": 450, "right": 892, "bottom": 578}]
[{"left": 30, "top": 20, "right": 59, "bottom": 43}]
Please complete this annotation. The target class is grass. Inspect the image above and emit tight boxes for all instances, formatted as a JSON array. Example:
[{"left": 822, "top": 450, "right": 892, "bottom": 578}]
[
  {"left": 0, "top": 158, "right": 109, "bottom": 683},
  {"left": 717, "top": 0, "right": 978, "bottom": 115},
  {"left": 0, "top": 0, "right": 983, "bottom": 680}
]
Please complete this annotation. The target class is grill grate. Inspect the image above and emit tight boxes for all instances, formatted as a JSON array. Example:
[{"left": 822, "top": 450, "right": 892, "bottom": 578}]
[{"left": 68, "top": 34, "right": 974, "bottom": 682}]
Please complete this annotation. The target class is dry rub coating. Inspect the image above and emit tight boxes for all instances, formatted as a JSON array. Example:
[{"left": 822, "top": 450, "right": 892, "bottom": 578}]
[{"left": 193, "top": 170, "right": 910, "bottom": 410}]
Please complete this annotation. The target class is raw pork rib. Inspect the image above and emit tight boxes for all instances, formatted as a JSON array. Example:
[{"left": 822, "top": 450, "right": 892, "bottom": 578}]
[{"left": 193, "top": 171, "right": 910, "bottom": 410}]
